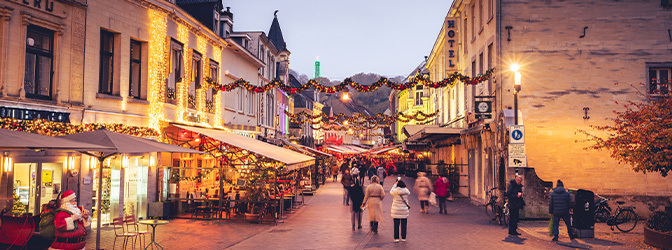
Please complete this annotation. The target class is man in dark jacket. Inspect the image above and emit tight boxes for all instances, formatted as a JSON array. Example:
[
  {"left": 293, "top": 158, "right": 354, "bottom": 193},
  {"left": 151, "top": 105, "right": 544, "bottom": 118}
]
[
  {"left": 549, "top": 180, "right": 574, "bottom": 241},
  {"left": 505, "top": 176, "right": 525, "bottom": 236}
]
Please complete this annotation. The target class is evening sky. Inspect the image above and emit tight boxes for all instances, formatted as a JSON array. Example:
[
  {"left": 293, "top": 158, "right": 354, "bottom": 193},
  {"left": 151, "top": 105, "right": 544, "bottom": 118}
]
[{"left": 225, "top": 0, "right": 453, "bottom": 80}]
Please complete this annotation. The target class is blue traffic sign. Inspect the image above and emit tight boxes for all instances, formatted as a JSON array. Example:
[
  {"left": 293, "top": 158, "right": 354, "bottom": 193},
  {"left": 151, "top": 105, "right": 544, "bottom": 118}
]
[{"left": 509, "top": 125, "right": 525, "bottom": 144}]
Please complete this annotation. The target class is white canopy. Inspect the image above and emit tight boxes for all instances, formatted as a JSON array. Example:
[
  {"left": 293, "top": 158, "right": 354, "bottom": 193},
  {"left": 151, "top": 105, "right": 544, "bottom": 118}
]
[{"left": 172, "top": 124, "right": 314, "bottom": 170}]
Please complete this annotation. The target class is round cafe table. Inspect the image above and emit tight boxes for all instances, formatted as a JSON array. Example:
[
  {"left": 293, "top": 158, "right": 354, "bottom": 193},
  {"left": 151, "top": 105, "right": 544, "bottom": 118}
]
[{"left": 138, "top": 219, "right": 169, "bottom": 250}]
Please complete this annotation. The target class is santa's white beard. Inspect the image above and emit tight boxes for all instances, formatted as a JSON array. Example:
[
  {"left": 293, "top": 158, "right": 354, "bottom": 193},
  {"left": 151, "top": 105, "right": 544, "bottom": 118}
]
[{"left": 62, "top": 202, "right": 82, "bottom": 219}]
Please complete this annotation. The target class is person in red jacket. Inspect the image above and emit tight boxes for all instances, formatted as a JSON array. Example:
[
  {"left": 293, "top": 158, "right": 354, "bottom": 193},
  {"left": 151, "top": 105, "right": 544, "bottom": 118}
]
[
  {"left": 434, "top": 176, "right": 451, "bottom": 214},
  {"left": 50, "top": 190, "right": 90, "bottom": 250}
]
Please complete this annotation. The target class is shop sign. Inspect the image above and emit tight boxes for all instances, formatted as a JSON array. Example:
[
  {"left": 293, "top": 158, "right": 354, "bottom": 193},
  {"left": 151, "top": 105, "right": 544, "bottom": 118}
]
[
  {"left": 8, "top": 0, "right": 68, "bottom": 18},
  {"left": 445, "top": 17, "right": 457, "bottom": 71},
  {"left": 509, "top": 155, "right": 527, "bottom": 167},
  {"left": 474, "top": 101, "right": 492, "bottom": 119},
  {"left": 0, "top": 106, "right": 70, "bottom": 123}
]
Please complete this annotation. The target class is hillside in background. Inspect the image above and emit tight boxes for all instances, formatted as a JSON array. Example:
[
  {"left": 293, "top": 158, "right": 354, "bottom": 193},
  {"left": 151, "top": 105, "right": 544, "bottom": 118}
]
[{"left": 289, "top": 69, "right": 404, "bottom": 115}]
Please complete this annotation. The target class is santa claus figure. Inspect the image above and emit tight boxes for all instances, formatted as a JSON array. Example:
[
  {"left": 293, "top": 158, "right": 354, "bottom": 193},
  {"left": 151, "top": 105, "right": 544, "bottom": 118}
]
[{"left": 50, "top": 190, "right": 90, "bottom": 250}]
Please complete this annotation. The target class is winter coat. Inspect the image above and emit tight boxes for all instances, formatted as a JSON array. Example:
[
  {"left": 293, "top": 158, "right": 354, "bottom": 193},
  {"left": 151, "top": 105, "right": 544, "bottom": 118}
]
[
  {"left": 341, "top": 173, "right": 354, "bottom": 187},
  {"left": 414, "top": 176, "right": 433, "bottom": 201},
  {"left": 390, "top": 184, "right": 411, "bottom": 219},
  {"left": 350, "top": 184, "right": 365, "bottom": 212},
  {"left": 549, "top": 186, "right": 571, "bottom": 215},
  {"left": 505, "top": 179, "right": 525, "bottom": 209},
  {"left": 434, "top": 177, "right": 450, "bottom": 197},
  {"left": 363, "top": 183, "right": 385, "bottom": 222},
  {"left": 376, "top": 166, "right": 387, "bottom": 181}
]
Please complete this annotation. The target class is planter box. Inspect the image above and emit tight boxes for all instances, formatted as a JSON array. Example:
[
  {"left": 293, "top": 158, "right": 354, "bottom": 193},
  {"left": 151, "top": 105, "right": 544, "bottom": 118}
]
[{"left": 644, "top": 226, "right": 672, "bottom": 250}]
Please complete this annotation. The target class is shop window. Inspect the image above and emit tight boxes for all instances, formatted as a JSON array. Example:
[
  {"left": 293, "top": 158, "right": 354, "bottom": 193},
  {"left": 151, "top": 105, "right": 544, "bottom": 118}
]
[
  {"left": 129, "top": 39, "right": 145, "bottom": 100},
  {"left": 99, "top": 30, "right": 118, "bottom": 96},
  {"left": 247, "top": 91, "right": 255, "bottom": 115},
  {"left": 167, "top": 39, "right": 183, "bottom": 104},
  {"left": 207, "top": 61, "right": 218, "bottom": 113},
  {"left": 415, "top": 85, "right": 424, "bottom": 106},
  {"left": 266, "top": 93, "right": 274, "bottom": 126},
  {"left": 648, "top": 67, "right": 671, "bottom": 96},
  {"left": 238, "top": 88, "right": 245, "bottom": 113},
  {"left": 189, "top": 51, "right": 201, "bottom": 109},
  {"left": 24, "top": 25, "right": 54, "bottom": 100}
]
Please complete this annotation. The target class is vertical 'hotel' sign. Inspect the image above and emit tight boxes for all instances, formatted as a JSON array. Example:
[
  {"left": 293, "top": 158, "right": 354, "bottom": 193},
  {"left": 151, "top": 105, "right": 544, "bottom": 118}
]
[{"left": 445, "top": 17, "right": 457, "bottom": 71}]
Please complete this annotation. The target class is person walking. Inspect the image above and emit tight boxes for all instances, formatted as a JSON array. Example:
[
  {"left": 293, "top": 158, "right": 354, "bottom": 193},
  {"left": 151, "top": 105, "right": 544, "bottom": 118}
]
[
  {"left": 549, "top": 180, "right": 574, "bottom": 241},
  {"left": 390, "top": 179, "right": 411, "bottom": 243},
  {"left": 341, "top": 169, "right": 354, "bottom": 205},
  {"left": 434, "top": 176, "right": 450, "bottom": 214},
  {"left": 331, "top": 164, "right": 339, "bottom": 182},
  {"left": 414, "top": 172, "right": 433, "bottom": 213},
  {"left": 506, "top": 176, "right": 525, "bottom": 236},
  {"left": 349, "top": 179, "right": 365, "bottom": 230},
  {"left": 362, "top": 175, "right": 385, "bottom": 234},
  {"left": 376, "top": 164, "right": 387, "bottom": 186}
]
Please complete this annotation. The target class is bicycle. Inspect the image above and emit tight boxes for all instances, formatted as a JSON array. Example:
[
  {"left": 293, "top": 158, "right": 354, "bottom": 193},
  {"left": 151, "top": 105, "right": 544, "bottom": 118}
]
[
  {"left": 484, "top": 187, "right": 506, "bottom": 225},
  {"left": 595, "top": 194, "right": 639, "bottom": 232}
]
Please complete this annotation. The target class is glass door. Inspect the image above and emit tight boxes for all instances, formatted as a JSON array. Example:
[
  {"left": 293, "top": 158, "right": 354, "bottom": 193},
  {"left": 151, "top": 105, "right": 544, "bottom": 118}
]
[
  {"left": 12, "top": 162, "right": 63, "bottom": 216},
  {"left": 13, "top": 163, "right": 37, "bottom": 215}
]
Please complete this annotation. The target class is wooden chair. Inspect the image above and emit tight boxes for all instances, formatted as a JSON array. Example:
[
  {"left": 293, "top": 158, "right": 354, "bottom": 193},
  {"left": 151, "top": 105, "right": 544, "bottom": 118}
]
[
  {"left": 112, "top": 217, "right": 137, "bottom": 249},
  {"left": 125, "top": 215, "right": 151, "bottom": 248}
]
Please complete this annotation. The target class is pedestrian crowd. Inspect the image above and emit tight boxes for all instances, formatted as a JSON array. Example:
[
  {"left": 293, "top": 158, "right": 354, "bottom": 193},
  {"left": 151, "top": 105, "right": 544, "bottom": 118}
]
[{"left": 336, "top": 157, "right": 454, "bottom": 243}]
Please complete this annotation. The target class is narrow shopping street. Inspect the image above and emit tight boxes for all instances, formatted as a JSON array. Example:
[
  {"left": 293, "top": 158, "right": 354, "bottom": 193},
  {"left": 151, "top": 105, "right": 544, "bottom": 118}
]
[{"left": 86, "top": 176, "right": 571, "bottom": 249}]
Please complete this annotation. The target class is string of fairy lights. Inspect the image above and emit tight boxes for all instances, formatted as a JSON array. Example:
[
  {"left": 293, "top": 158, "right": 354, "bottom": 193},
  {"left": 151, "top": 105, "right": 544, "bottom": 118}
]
[
  {"left": 213, "top": 69, "right": 494, "bottom": 93},
  {"left": 0, "top": 118, "right": 158, "bottom": 137}
]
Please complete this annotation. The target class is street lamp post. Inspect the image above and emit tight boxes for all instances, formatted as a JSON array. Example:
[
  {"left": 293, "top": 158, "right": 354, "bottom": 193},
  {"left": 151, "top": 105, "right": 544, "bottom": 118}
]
[{"left": 511, "top": 64, "right": 522, "bottom": 125}]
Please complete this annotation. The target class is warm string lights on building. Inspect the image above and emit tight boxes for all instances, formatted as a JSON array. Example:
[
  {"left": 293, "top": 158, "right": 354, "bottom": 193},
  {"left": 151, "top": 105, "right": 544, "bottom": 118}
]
[
  {"left": 213, "top": 47, "right": 223, "bottom": 127},
  {"left": 176, "top": 24, "right": 190, "bottom": 123},
  {"left": 0, "top": 118, "right": 158, "bottom": 137},
  {"left": 197, "top": 37, "right": 208, "bottom": 127},
  {"left": 148, "top": 9, "right": 168, "bottom": 136}
]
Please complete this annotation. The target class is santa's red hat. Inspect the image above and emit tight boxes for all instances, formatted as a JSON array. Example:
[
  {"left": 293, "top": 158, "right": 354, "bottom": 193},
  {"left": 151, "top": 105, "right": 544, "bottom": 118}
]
[{"left": 61, "top": 190, "right": 76, "bottom": 203}]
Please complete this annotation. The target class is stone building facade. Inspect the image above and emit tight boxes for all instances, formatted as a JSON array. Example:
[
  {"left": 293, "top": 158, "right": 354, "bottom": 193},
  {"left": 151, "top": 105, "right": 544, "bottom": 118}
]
[{"left": 407, "top": 0, "right": 672, "bottom": 217}]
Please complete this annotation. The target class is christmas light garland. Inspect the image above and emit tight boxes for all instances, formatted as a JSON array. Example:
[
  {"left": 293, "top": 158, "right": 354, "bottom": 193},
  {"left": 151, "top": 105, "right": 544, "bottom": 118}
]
[
  {"left": 215, "top": 69, "right": 494, "bottom": 93},
  {"left": 285, "top": 110, "right": 439, "bottom": 124},
  {"left": 0, "top": 118, "right": 158, "bottom": 137}
]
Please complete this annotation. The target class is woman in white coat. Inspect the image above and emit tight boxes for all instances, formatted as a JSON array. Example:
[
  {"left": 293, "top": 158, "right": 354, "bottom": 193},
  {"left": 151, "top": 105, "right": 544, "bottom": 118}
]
[{"left": 390, "top": 179, "right": 411, "bottom": 243}]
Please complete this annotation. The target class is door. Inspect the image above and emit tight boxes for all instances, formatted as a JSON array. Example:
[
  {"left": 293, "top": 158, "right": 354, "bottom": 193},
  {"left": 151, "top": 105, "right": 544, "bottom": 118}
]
[{"left": 13, "top": 162, "right": 63, "bottom": 215}]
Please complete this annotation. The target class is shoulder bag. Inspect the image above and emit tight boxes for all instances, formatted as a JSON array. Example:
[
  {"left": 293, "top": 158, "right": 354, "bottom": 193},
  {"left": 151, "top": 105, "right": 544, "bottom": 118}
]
[{"left": 400, "top": 194, "right": 411, "bottom": 209}]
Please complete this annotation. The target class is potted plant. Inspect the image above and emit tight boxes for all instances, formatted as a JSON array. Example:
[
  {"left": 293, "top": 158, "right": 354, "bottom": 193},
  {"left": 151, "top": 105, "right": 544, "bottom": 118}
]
[
  {"left": 244, "top": 182, "right": 268, "bottom": 221},
  {"left": 644, "top": 205, "right": 672, "bottom": 249}
]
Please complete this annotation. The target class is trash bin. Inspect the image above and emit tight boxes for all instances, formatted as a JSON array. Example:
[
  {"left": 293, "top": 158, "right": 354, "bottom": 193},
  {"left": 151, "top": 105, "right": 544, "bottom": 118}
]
[{"left": 572, "top": 189, "right": 595, "bottom": 238}]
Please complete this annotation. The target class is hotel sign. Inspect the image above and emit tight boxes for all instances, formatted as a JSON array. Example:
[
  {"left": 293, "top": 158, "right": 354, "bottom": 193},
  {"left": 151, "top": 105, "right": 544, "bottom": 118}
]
[
  {"left": 0, "top": 106, "right": 70, "bottom": 123},
  {"left": 445, "top": 17, "right": 457, "bottom": 71}
]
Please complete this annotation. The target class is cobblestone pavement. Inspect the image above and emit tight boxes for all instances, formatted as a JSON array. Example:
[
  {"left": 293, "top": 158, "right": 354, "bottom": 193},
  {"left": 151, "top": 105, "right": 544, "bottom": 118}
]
[{"left": 84, "top": 176, "right": 652, "bottom": 249}]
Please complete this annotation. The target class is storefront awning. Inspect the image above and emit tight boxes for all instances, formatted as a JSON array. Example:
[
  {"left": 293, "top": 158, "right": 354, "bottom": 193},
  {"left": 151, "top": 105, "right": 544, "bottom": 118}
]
[
  {"left": 324, "top": 145, "right": 359, "bottom": 154},
  {"left": 0, "top": 128, "right": 114, "bottom": 151},
  {"left": 369, "top": 145, "right": 401, "bottom": 155},
  {"left": 402, "top": 124, "right": 439, "bottom": 138},
  {"left": 297, "top": 144, "right": 333, "bottom": 158},
  {"left": 280, "top": 138, "right": 315, "bottom": 156},
  {"left": 407, "top": 127, "right": 463, "bottom": 143},
  {"left": 172, "top": 124, "right": 314, "bottom": 170}
]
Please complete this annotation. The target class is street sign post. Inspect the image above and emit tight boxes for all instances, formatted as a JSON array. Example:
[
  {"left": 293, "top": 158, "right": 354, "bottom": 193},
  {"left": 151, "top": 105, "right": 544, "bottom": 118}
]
[{"left": 508, "top": 125, "right": 526, "bottom": 167}]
